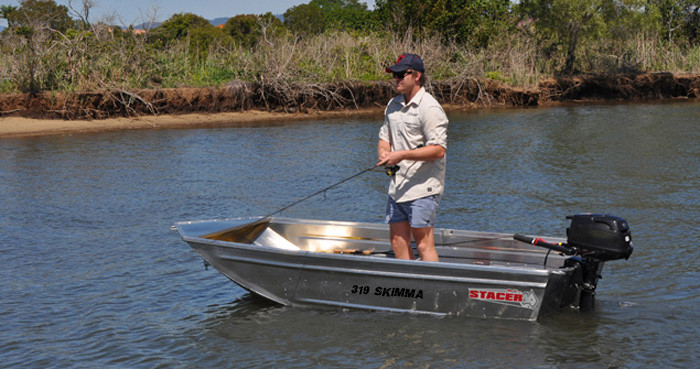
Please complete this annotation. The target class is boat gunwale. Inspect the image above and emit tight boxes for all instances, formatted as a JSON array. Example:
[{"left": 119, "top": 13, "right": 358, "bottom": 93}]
[
  {"left": 177, "top": 223, "right": 576, "bottom": 280},
  {"left": 174, "top": 216, "right": 568, "bottom": 244},
  {"left": 175, "top": 217, "right": 576, "bottom": 276}
]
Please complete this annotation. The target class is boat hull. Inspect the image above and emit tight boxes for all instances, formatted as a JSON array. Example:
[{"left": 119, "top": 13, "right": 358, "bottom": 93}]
[{"left": 176, "top": 217, "right": 583, "bottom": 320}]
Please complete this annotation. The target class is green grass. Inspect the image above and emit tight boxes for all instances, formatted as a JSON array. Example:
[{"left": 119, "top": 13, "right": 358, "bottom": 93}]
[{"left": 0, "top": 28, "right": 697, "bottom": 94}]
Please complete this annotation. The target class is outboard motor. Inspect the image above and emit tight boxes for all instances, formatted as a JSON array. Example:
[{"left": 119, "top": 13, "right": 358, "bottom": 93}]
[
  {"left": 514, "top": 214, "right": 633, "bottom": 312},
  {"left": 566, "top": 214, "right": 633, "bottom": 311},
  {"left": 566, "top": 214, "right": 633, "bottom": 261}
]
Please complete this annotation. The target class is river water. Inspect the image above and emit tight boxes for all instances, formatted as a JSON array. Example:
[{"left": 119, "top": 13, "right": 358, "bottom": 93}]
[{"left": 1, "top": 101, "right": 698, "bottom": 368}]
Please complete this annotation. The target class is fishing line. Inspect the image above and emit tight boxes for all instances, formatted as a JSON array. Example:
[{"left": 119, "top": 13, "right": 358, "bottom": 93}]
[
  {"left": 259, "top": 165, "right": 379, "bottom": 220},
  {"left": 204, "top": 165, "right": 384, "bottom": 241}
]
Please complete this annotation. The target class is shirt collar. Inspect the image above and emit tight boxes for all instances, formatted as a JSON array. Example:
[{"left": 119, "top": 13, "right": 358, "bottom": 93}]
[{"left": 401, "top": 87, "right": 426, "bottom": 108}]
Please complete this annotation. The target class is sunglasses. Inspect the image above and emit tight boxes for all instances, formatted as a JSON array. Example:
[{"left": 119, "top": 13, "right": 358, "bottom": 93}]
[{"left": 392, "top": 70, "right": 414, "bottom": 79}]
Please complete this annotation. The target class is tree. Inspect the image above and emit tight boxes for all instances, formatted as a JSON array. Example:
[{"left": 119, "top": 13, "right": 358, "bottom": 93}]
[
  {"left": 255, "top": 12, "right": 287, "bottom": 45},
  {"left": 0, "top": 5, "right": 18, "bottom": 29},
  {"left": 7, "top": 0, "right": 74, "bottom": 33},
  {"left": 152, "top": 12, "right": 212, "bottom": 42},
  {"left": 374, "top": 0, "right": 435, "bottom": 38},
  {"left": 3, "top": 1, "right": 76, "bottom": 93},
  {"left": 645, "top": 0, "right": 700, "bottom": 44},
  {"left": 284, "top": 3, "right": 326, "bottom": 36},
  {"left": 519, "top": 0, "right": 608, "bottom": 75},
  {"left": 224, "top": 14, "right": 258, "bottom": 47},
  {"left": 311, "top": 0, "right": 377, "bottom": 32},
  {"left": 225, "top": 13, "right": 286, "bottom": 48},
  {"left": 687, "top": 3, "right": 699, "bottom": 44},
  {"left": 427, "top": 0, "right": 514, "bottom": 47},
  {"left": 149, "top": 13, "right": 224, "bottom": 64},
  {"left": 284, "top": 0, "right": 377, "bottom": 36},
  {"left": 67, "top": 0, "right": 96, "bottom": 30}
]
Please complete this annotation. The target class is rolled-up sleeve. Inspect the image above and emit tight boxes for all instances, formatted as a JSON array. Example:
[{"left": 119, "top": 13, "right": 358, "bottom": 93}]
[
  {"left": 379, "top": 117, "right": 390, "bottom": 142},
  {"left": 423, "top": 106, "right": 448, "bottom": 149},
  {"left": 379, "top": 102, "right": 395, "bottom": 142}
]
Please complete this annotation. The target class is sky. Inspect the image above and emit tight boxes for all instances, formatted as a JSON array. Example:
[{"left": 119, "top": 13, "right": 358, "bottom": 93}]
[{"left": 0, "top": 0, "right": 377, "bottom": 27}]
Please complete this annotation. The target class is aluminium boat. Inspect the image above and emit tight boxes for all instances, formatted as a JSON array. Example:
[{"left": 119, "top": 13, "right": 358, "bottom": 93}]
[{"left": 174, "top": 214, "right": 632, "bottom": 321}]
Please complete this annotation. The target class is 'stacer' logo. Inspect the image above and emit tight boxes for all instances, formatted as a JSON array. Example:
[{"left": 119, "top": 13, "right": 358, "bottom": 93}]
[{"left": 468, "top": 288, "right": 538, "bottom": 309}]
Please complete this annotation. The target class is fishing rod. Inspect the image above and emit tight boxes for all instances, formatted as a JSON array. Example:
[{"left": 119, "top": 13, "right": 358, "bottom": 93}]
[
  {"left": 205, "top": 164, "right": 389, "bottom": 241},
  {"left": 258, "top": 164, "right": 387, "bottom": 219}
]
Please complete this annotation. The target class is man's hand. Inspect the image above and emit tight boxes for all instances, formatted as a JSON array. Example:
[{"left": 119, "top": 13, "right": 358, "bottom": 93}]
[
  {"left": 377, "top": 150, "right": 404, "bottom": 167},
  {"left": 377, "top": 139, "right": 393, "bottom": 167}
]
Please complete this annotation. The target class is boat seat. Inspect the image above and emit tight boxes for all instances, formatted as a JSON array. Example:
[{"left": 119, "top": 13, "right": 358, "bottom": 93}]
[{"left": 253, "top": 228, "right": 301, "bottom": 251}]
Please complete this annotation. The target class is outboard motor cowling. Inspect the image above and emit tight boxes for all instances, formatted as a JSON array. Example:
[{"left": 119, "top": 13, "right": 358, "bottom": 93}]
[
  {"left": 566, "top": 214, "right": 633, "bottom": 261},
  {"left": 514, "top": 214, "right": 634, "bottom": 312}
]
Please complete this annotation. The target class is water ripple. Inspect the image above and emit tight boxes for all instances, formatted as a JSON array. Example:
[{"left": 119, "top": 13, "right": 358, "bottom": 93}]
[{"left": 0, "top": 103, "right": 698, "bottom": 368}]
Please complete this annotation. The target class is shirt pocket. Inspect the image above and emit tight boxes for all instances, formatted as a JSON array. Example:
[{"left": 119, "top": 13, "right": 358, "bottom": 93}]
[{"left": 403, "top": 113, "right": 422, "bottom": 136}]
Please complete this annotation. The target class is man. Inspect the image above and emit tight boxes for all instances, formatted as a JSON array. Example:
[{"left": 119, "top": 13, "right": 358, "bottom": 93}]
[{"left": 376, "top": 53, "right": 448, "bottom": 262}]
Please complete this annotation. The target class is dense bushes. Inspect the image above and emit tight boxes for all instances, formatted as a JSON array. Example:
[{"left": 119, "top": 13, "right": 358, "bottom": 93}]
[{"left": 0, "top": 0, "right": 698, "bottom": 94}]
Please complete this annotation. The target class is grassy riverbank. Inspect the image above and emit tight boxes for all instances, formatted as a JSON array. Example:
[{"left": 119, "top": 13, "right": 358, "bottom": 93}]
[
  {"left": 1, "top": 1, "right": 698, "bottom": 125},
  {"left": 1, "top": 72, "right": 698, "bottom": 122},
  {"left": 2, "top": 28, "right": 698, "bottom": 94},
  {"left": 1, "top": 72, "right": 698, "bottom": 138},
  {"left": 1, "top": 26, "right": 698, "bottom": 119}
]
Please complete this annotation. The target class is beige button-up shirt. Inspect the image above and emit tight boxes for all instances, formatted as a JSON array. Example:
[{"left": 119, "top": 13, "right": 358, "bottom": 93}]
[{"left": 379, "top": 87, "right": 448, "bottom": 202}]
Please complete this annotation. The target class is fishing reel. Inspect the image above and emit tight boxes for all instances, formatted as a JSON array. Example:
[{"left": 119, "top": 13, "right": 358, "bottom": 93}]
[{"left": 384, "top": 165, "right": 400, "bottom": 176}]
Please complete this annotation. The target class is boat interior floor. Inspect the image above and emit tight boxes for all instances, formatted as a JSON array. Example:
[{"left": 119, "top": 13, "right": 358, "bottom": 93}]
[{"left": 259, "top": 223, "right": 568, "bottom": 270}]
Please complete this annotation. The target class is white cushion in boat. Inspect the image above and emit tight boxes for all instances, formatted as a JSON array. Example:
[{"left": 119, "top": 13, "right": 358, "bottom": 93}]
[{"left": 253, "top": 228, "right": 301, "bottom": 250}]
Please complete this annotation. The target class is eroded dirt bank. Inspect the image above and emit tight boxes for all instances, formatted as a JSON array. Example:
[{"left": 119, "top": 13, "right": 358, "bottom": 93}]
[{"left": 0, "top": 73, "right": 697, "bottom": 136}]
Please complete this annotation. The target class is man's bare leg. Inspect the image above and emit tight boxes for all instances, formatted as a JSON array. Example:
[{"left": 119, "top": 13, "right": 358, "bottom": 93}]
[
  {"left": 389, "top": 221, "right": 414, "bottom": 260},
  {"left": 412, "top": 226, "right": 439, "bottom": 262}
]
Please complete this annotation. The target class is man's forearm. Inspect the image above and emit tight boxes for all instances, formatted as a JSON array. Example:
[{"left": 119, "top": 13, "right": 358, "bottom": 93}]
[
  {"left": 378, "top": 140, "right": 391, "bottom": 161},
  {"left": 402, "top": 144, "right": 445, "bottom": 161},
  {"left": 377, "top": 141, "right": 445, "bottom": 166}
]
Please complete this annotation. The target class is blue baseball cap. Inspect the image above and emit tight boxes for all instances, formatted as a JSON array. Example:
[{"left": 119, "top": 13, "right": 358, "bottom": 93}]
[{"left": 385, "top": 53, "right": 425, "bottom": 73}]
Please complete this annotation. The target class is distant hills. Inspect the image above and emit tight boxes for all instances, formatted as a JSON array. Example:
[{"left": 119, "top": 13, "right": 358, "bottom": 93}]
[
  {"left": 133, "top": 22, "right": 161, "bottom": 30},
  {"left": 210, "top": 17, "right": 229, "bottom": 26}
]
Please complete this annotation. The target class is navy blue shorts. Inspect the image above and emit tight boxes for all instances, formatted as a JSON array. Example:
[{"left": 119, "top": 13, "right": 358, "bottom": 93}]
[{"left": 385, "top": 195, "right": 441, "bottom": 228}]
